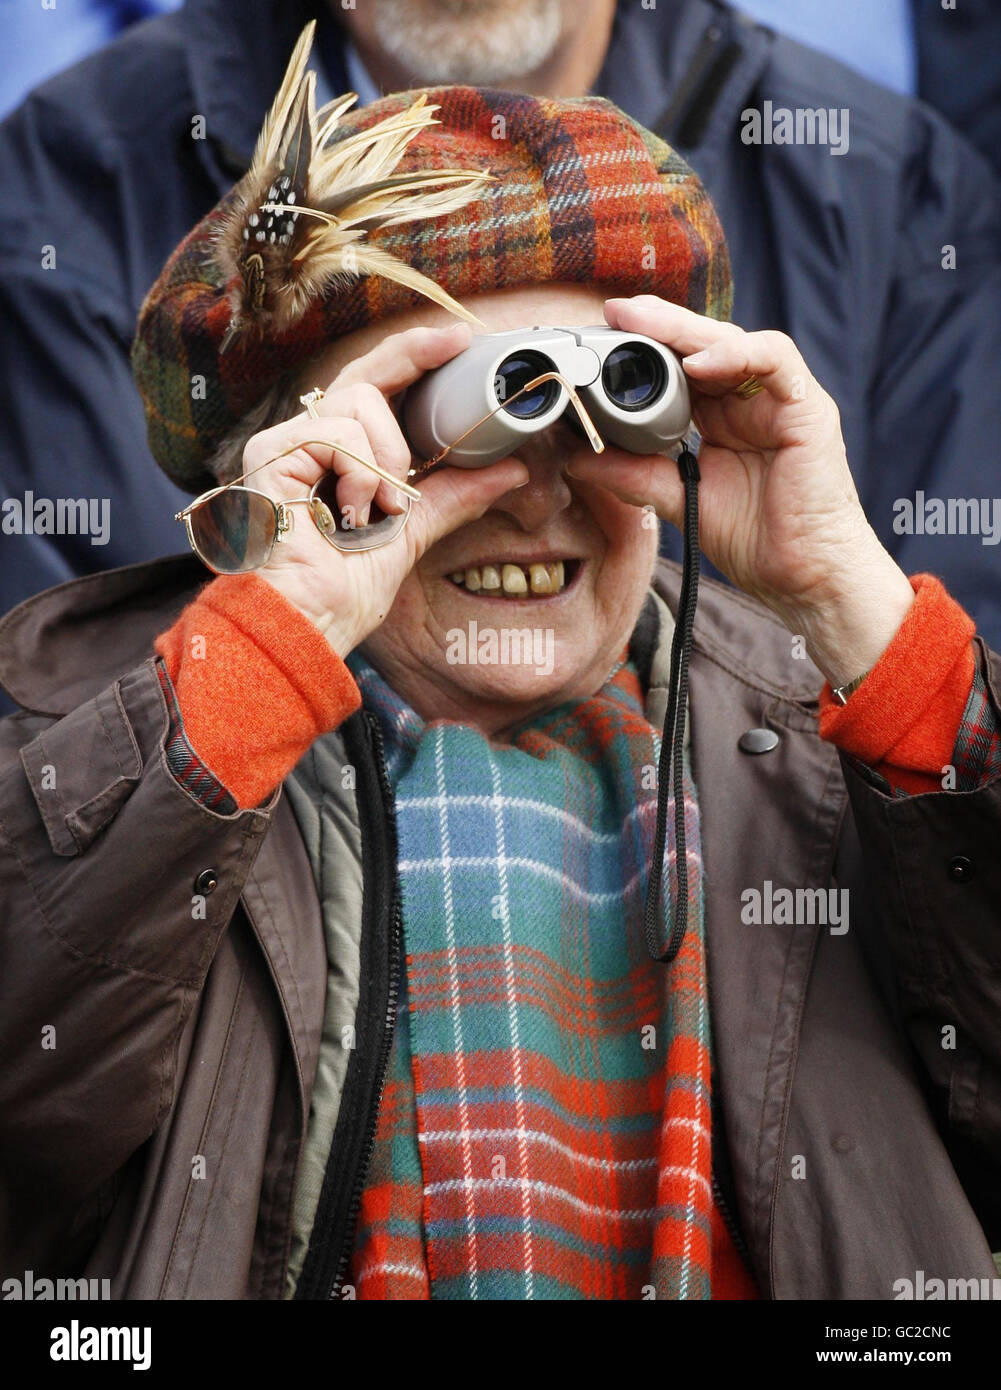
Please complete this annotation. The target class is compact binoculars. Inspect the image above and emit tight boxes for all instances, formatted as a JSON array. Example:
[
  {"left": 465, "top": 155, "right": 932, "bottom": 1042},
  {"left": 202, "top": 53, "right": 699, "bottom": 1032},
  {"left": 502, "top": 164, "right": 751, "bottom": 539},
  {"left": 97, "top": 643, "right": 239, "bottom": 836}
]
[
  {"left": 401, "top": 325, "right": 692, "bottom": 468},
  {"left": 175, "top": 326, "right": 694, "bottom": 576}
]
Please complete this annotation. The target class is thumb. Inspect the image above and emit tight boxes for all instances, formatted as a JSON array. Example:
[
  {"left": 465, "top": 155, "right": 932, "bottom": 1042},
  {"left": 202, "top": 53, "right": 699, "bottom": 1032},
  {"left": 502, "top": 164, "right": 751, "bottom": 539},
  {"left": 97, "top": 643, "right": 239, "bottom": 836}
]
[{"left": 408, "top": 460, "right": 530, "bottom": 555}]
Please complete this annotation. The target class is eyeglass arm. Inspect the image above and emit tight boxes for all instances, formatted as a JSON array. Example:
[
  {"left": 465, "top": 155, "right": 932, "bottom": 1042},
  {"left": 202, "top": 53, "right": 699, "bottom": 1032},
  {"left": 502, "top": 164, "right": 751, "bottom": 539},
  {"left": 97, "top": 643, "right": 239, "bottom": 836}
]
[
  {"left": 410, "top": 371, "right": 605, "bottom": 476},
  {"left": 174, "top": 437, "right": 422, "bottom": 524},
  {"left": 175, "top": 371, "right": 605, "bottom": 523}
]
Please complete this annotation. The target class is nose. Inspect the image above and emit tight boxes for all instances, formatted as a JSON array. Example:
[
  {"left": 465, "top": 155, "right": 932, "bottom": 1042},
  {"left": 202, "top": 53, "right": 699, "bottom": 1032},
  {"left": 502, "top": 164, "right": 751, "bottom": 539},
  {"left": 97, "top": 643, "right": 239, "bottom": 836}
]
[{"left": 488, "top": 421, "right": 585, "bottom": 532}]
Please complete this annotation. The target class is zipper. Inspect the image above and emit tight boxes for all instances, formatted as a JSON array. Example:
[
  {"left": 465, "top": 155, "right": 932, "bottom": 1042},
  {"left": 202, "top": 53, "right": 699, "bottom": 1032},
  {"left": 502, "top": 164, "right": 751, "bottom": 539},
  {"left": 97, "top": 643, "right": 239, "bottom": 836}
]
[
  {"left": 711, "top": 1168, "right": 751, "bottom": 1268},
  {"left": 709, "top": 1068, "right": 753, "bottom": 1272},
  {"left": 327, "top": 892, "right": 401, "bottom": 1297},
  {"left": 291, "top": 709, "right": 403, "bottom": 1301},
  {"left": 326, "top": 712, "right": 402, "bottom": 1299}
]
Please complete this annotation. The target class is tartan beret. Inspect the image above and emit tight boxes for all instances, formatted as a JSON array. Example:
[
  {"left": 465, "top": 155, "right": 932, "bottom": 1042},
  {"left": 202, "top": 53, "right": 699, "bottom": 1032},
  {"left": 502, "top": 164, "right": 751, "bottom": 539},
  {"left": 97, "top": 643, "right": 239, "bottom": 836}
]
[{"left": 132, "top": 84, "right": 732, "bottom": 493}]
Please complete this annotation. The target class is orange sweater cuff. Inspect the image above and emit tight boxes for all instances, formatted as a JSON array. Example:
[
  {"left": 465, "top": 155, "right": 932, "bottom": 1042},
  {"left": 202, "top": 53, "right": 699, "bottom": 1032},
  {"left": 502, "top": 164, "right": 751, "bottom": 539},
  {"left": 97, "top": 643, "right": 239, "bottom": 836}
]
[
  {"left": 818, "top": 574, "right": 975, "bottom": 794},
  {"left": 154, "top": 574, "right": 361, "bottom": 808}
]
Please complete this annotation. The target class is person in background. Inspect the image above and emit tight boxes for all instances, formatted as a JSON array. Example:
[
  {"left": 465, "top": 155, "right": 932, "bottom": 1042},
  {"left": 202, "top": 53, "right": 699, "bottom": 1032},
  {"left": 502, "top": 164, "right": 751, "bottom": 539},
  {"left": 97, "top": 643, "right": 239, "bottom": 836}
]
[
  {"left": 0, "top": 0, "right": 181, "bottom": 121},
  {"left": 734, "top": 0, "right": 919, "bottom": 96},
  {"left": 0, "top": 0, "right": 998, "bottom": 671},
  {"left": 736, "top": 0, "right": 1001, "bottom": 176}
]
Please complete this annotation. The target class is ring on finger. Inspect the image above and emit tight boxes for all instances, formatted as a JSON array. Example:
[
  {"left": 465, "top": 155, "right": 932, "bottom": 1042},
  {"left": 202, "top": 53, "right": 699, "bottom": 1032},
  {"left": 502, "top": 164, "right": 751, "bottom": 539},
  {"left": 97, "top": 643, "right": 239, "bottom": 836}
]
[
  {"left": 300, "top": 386, "right": 326, "bottom": 418},
  {"left": 735, "top": 375, "right": 765, "bottom": 399}
]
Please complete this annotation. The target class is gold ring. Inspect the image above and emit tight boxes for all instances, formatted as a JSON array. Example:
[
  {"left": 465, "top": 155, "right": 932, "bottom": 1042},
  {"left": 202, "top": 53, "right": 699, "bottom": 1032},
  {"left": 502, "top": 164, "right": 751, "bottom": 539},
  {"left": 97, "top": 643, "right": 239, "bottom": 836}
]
[
  {"left": 299, "top": 386, "right": 326, "bottom": 418},
  {"left": 735, "top": 375, "right": 765, "bottom": 399}
]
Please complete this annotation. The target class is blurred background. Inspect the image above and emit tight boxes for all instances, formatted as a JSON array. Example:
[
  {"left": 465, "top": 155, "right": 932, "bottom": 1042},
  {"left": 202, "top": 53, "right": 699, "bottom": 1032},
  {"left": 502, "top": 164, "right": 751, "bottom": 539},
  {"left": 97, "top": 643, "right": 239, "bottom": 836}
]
[
  {"left": 2, "top": 1, "right": 180, "bottom": 119},
  {"left": 4, "top": 0, "right": 998, "bottom": 171}
]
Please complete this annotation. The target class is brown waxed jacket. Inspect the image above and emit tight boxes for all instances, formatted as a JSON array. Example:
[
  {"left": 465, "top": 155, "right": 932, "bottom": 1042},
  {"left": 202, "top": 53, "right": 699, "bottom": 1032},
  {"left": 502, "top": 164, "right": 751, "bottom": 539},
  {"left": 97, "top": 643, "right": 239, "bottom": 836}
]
[{"left": 1, "top": 552, "right": 1000, "bottom": 1300}]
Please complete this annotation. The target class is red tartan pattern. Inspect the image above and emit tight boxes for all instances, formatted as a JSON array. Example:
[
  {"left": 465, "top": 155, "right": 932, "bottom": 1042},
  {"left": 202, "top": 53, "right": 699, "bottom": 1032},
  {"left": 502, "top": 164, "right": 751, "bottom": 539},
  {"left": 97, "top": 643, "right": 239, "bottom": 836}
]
[
  {"left": 954, "top": 658, "right": 1001, "bottom": 786},
  {"left": 133, "top": 86, "right": 731, "bottom": 491},
  {"left": 155, "top": 659, "right": 237, "bottom": 812},
  {"left": 345, "top": 654, "right": 746, "bottom": 1300},
  {"left": 348, "top": 882, "right": 752, "bottom": 1300}
]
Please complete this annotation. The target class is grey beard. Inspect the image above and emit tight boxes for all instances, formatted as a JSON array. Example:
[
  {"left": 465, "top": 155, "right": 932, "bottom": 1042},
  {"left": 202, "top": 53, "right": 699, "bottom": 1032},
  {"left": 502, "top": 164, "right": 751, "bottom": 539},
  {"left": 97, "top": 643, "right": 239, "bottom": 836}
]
[{"left": 368, "top": 0, "right": 565, "bottom": 86}]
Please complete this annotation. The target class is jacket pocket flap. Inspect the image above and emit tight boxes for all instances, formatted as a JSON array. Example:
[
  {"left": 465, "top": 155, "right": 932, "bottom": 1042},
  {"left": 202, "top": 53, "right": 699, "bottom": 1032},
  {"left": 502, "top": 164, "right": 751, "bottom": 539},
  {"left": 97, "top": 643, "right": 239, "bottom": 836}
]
[{"left": 20, "top": 682, "right": 142, "bottom": 856}]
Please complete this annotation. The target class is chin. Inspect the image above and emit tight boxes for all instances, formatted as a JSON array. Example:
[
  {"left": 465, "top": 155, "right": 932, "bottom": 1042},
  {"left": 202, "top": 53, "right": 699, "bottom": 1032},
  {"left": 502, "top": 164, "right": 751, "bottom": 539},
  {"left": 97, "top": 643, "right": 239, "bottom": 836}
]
[{"left": 433, "top": 633, "right": 585, "bottom": 709}]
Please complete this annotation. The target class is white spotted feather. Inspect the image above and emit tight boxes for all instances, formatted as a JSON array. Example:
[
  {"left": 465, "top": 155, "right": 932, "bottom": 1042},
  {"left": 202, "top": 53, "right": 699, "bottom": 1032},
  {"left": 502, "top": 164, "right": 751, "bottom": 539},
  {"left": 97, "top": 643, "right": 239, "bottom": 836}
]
[{"left": 217, "top": 19, "right": 491, "bottom": 346}]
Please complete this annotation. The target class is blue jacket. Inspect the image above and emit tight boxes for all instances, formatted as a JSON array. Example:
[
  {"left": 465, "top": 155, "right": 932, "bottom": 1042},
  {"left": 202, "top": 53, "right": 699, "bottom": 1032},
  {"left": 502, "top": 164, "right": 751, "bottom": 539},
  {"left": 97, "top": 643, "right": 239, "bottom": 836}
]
[{"left": 1, "top": 0, "right": 999, "bottom": 643}]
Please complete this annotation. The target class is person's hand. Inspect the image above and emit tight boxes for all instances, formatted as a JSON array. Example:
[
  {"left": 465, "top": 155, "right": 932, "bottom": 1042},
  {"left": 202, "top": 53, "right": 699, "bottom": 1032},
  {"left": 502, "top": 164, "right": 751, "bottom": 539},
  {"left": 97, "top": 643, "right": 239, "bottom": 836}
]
[
  {"left": 566, "top": 295, "right": 915, "bottom": 687},
  {"left": 243, "top": 322, "right": 529, "bottom": 657}
]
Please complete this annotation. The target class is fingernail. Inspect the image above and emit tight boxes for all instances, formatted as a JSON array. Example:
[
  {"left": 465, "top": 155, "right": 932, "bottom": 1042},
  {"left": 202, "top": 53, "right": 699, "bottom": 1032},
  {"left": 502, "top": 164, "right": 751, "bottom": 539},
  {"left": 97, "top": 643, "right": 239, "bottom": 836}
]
[{"left": 682, "top": 349, "right": 711, "bottom": 366}]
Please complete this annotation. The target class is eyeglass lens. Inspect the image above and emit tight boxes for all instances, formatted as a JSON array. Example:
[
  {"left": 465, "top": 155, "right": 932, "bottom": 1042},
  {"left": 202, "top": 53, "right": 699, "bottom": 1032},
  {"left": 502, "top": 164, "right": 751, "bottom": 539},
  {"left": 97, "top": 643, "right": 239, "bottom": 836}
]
[
  {"left": 309, "top": 470, "right": 409, "bottom": 552},
  {"left": 189, "top": 488, "right": 278, "bottom": 574}
]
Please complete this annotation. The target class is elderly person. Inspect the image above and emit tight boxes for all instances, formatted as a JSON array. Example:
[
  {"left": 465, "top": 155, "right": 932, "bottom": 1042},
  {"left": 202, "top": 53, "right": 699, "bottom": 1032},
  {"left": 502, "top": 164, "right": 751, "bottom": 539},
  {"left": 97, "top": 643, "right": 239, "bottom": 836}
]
[
  {"left": 0, "top": 30, "right": 999, "bottom": 1302},
  {"left": 3, "top": 0, "right": 1001, "bottom": 657}
]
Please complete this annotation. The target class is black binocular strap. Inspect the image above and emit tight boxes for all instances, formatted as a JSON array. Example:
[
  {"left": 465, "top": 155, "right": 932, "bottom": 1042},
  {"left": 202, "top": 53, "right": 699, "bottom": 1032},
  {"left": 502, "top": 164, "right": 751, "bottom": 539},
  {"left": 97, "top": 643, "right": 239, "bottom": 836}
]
[{"left": 643, "top": 446, "right": 700, "bottom": 965}]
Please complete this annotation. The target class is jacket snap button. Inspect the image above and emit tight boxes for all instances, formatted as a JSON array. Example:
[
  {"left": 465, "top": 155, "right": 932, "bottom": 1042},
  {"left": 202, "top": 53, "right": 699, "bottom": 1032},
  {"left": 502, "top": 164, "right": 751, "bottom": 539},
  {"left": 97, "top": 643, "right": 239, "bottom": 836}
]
[
  {"left": 738, "top": 728, "right": 780, "bottom": 755},
  {"left": 194, "top": 869, "right": 219, "bottom": 895},
  {"left": 832, "top": 1134, "right": 855, "bottom": 1154},
  {"left": 948, "top": 856, "right": 974, "bottom": 883}
]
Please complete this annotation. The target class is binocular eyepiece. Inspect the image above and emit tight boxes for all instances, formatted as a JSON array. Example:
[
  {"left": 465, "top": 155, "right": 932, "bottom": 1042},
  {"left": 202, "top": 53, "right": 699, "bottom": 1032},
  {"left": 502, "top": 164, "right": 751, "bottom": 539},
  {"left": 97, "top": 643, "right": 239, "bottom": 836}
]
[{"left": 401, "top": 325, "right": 691, "bottom": 468}]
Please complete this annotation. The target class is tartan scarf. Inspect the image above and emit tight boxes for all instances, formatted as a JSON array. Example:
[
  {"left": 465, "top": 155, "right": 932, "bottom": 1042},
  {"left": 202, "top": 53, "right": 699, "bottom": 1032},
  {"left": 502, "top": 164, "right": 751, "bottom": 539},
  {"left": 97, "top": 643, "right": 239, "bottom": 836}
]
[{"left": 343, "top": 649, "right": 714, "bottom": 1300}]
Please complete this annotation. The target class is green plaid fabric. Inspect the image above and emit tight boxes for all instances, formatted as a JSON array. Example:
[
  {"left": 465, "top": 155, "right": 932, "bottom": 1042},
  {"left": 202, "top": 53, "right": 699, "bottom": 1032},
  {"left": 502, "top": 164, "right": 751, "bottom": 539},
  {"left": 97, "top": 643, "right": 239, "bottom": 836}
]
[{"left": 343, "top": 650, "right": 715, "bottom": 1300}]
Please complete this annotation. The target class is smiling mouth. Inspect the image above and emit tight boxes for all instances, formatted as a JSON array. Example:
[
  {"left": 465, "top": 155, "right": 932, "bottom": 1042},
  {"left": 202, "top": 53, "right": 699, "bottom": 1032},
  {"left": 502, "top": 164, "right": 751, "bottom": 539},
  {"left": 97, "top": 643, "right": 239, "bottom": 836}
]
[{"left": 447, "top": 558, "right": 582, "bottom": 598}]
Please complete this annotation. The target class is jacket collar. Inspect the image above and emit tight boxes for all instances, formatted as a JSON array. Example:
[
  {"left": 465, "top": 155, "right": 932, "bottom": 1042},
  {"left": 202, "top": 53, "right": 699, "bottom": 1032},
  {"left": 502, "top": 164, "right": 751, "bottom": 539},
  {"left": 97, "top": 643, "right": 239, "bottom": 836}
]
[
  {"left": 595, "top": 0, "right": 773, "bottom": 185},
  {"left": 646, "top": 561, "right": 841, "bottom": 1297},
  {"left": 0, "top": 553, "right": 213, "bottom": 716},
  {"left": 181, "top": 0, "right": 332, "bottom": 179}
]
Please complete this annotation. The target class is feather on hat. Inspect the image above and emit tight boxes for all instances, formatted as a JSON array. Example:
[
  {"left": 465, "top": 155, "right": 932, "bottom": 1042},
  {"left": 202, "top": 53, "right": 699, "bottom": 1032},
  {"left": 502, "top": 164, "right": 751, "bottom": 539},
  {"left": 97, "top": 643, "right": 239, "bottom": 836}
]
[
  {"left": 216, "top": 19, "right": 491, "bottom": 346},
  {"left": 133, "top": 24, "right": 731, "bottom": 492}
]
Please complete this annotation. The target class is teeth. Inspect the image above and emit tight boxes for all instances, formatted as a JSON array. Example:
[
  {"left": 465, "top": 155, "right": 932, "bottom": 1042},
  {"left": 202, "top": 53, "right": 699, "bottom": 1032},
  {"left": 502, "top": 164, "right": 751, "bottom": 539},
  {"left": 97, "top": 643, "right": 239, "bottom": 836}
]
[
  {"left": 501, "top": 563, "right": 528, "bottom": 596},
  {"left": 449, "top": 560, "right": 572, "bottom": 594},
  {"left": 529, "top": 563, "right": 552, "bottom": 594}
]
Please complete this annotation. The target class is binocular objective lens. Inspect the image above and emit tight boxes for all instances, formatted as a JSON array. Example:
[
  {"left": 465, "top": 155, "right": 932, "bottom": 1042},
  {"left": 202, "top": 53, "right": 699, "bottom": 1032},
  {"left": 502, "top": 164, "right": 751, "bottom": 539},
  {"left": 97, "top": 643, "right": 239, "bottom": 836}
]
[
  {"left": 494, "top": 351, "right": 560, "bottom": 419},
  {"left": 601, "top": 343, "right": 665, "bottom": 411}
]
